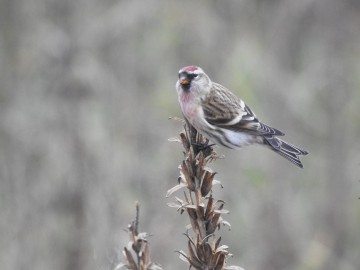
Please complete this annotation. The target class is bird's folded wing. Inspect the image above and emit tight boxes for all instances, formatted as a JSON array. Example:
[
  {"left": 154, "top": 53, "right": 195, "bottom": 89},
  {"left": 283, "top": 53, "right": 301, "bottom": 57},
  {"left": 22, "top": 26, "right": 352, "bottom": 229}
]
[{"left": 202, "top": 84, "right": 284, "bottom": 136}]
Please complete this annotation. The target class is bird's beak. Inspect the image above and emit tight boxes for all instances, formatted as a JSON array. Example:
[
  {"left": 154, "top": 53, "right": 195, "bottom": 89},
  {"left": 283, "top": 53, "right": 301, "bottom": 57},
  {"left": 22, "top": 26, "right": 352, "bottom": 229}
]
[{"left": 179, "top": 74, "right": 190, "bottom": 85}]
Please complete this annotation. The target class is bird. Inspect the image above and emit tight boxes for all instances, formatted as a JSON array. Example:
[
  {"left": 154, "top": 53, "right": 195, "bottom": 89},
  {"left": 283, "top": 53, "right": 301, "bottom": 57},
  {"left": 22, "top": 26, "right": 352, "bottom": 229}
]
[{"left": 175, "top": 65, "right": 308, "bottom": 168}]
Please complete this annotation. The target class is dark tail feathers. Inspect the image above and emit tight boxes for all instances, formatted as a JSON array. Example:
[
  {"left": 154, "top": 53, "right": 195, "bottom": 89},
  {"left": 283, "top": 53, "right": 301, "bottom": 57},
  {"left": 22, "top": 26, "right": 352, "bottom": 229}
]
[{"left": 264, "top": 135, "right": 308, "bottom": 168}]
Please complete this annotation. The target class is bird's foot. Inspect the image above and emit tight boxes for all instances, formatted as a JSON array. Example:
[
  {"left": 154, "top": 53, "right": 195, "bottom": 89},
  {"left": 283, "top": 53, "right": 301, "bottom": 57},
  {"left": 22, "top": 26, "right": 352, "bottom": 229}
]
[{"left": 191, "top": 142, "right": 215, "bottom": 151}]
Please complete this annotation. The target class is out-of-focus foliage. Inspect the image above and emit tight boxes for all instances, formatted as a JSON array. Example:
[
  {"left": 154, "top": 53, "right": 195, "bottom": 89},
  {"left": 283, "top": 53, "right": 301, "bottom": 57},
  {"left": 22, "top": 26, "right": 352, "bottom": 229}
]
[{"left": 0, "top": 1, "right": 359, "bottom": 270}]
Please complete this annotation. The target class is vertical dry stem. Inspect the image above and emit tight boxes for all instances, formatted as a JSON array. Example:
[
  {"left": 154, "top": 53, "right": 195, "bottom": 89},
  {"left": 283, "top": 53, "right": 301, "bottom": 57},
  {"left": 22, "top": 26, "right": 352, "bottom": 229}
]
[
  {"left": 167, "top": 122, "right": 244, "bottom": 270},
  {"left": 118, "top": 202, "right": 162, "bottom": 270}
]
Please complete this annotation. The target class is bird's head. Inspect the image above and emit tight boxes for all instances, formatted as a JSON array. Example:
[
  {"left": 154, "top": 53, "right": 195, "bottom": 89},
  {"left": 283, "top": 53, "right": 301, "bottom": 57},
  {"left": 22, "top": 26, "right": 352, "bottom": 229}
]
[{"left": 177, "top": 66, "right": 212, "bottom": 95}]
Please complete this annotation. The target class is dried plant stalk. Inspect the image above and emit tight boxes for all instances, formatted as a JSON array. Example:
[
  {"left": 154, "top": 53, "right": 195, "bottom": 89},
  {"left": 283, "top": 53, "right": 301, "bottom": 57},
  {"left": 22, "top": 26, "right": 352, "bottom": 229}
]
[
  {"left": 168, "top": 122, "right": 244, "bottom": 270},
  {"left": 117, "top": 202, "right": 162, "bottom": 270}
]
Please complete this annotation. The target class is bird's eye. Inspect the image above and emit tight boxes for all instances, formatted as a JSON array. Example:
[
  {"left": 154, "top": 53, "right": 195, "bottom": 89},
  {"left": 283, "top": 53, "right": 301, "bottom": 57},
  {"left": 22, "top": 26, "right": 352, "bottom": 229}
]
[{"left": 190, "top": 74, "right": 198, "bottom": 79}]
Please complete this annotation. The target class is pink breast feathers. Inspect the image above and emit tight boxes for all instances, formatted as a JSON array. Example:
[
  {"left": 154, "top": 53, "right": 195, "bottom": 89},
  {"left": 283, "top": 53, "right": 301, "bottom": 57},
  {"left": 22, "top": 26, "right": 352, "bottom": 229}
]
[{"left": 180, "top": 93, "right": 197, "bottom": 120}]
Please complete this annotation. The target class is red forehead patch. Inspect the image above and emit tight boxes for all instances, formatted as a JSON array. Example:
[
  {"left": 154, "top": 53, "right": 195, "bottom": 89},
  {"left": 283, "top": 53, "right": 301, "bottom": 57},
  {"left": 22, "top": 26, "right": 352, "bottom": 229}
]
[{"left": 182, "top": 66, "right": 198, "bottom": 72}]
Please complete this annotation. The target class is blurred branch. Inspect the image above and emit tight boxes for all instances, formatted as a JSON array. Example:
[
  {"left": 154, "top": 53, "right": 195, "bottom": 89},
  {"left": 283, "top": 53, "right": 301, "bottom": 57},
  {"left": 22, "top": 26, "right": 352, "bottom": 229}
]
[{"left": 167, "top": 122, "right": 244, "bottom": 270}]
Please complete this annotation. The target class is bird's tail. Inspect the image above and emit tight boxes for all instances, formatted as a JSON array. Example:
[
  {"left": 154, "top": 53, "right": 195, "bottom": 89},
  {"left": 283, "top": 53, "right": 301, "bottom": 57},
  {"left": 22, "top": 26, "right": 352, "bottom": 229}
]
[{"left": 263, "top": 135, "right": 308, "bottom": 168}]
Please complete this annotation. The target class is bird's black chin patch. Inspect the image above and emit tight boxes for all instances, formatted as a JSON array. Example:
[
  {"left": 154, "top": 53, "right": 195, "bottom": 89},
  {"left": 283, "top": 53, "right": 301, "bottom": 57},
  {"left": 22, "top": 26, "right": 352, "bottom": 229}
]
[{"left": 181, "top": 83, "right": 190, "bottom": 91}]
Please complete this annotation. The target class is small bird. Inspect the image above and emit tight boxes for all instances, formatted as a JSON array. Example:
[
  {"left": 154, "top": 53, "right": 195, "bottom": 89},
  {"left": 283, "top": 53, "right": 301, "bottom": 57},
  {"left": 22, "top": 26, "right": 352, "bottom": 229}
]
[{"left": 176, "top": 66, "right": 308, "bottom": 168}]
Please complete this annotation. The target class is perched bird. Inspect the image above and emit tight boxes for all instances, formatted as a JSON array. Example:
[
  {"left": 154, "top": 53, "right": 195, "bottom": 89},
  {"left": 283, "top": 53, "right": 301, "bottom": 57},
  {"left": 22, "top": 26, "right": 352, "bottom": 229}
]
[{"left": 176, "top": 66, "right": 308, "bottom": 168}]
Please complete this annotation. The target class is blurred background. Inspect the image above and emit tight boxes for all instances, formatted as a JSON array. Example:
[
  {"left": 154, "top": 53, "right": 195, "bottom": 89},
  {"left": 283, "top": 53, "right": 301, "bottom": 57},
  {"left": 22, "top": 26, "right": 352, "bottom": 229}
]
[{"left": 1, "top": 0, "right": 360, "bottom": 269}]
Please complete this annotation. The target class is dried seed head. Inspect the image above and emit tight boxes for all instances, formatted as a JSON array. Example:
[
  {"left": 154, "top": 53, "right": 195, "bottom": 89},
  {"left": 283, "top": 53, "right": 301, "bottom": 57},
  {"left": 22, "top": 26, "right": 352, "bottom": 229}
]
[{"left": 168, "top": 122, "right": 243, "bottom": 270}]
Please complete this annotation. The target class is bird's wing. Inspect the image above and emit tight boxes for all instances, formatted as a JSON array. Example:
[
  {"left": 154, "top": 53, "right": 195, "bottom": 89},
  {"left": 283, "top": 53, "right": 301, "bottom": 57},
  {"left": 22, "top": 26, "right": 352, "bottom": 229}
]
[{"left": 202, "top": 83, "right": 284, "bottom": 136}]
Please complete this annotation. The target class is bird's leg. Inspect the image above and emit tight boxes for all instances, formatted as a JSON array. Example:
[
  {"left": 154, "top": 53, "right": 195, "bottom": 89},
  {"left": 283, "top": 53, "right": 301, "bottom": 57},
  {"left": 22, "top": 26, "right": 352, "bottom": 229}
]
[
  {"left": 184, "top": 120, "right": 215, "bottom": 154},
  {"left": 191, "top": 141, "right": 215, "bottom": 158},
  {"left": 191, "top": 141, "right": 215, "bottom": 151}
]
